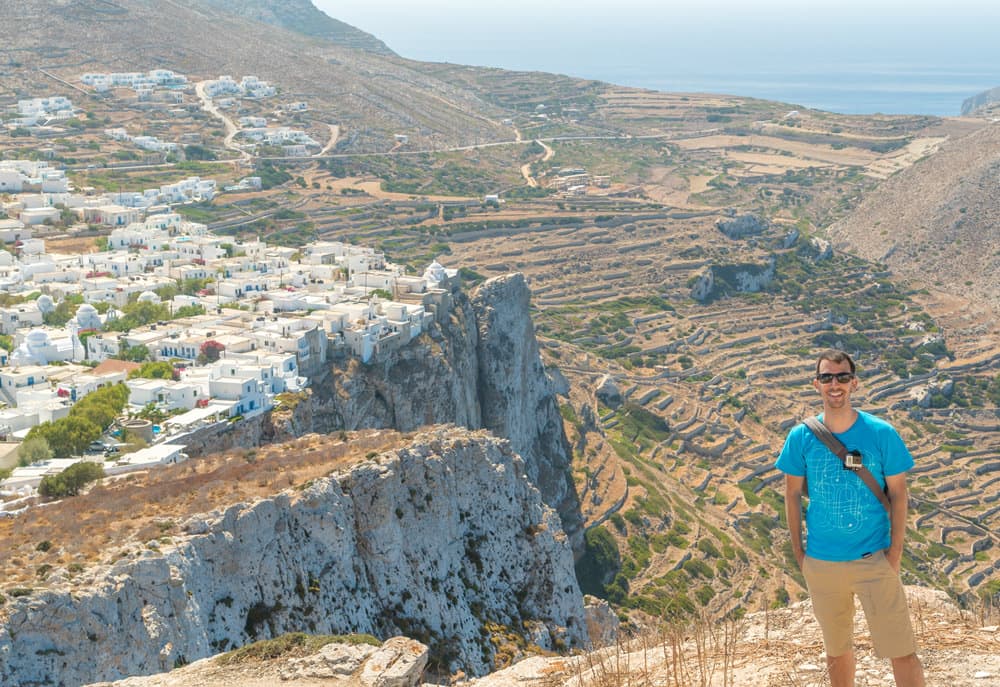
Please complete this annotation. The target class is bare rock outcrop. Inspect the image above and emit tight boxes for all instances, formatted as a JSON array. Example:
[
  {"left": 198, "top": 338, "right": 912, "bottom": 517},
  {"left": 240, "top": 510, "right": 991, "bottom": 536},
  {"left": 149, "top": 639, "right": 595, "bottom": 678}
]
[
  {"left": 0, "top": 428, "right": 586, "bottom": 686},
  {"left": 691, "top": 260, "right": 775, "bottom": 302},
  {"left": 717, "top": 213, "right": 769, "bottom": 239},
  {"left": 472, "top": 273, "right": 583, "bottom": 550},
  {"left": 297, "top": 274, "right": 583, "bottom": 552},
  {"left": 594, "top": 374, "right": 623, "bottom": 409},
  {"left": 961, "top": 86, "right": 1000, "bottom": 115}
]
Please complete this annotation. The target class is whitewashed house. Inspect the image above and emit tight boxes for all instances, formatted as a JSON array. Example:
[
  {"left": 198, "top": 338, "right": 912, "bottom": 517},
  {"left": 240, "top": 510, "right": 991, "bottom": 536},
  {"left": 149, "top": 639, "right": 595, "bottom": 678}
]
[
  {"left": 0, "top": 366, "right": 50, "bottom": 406},
  {"left": 127, "top": 378, "right": 200, "bottom": 411},
  {"left": 0, "top": 303, "right": 44, "bottom": 335},
  {"left": 56, "top": 369, "right": 127, "bottom": 403},
  {"left": 208, "top": 374, "right": 267, "bottom": 418}
]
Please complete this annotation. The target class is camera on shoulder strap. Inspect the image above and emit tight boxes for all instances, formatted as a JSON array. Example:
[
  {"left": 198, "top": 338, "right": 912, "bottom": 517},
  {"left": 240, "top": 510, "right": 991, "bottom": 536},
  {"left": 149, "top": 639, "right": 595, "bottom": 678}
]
[{"left": 844, "top": 449, "right": 863, "bottom": 470}]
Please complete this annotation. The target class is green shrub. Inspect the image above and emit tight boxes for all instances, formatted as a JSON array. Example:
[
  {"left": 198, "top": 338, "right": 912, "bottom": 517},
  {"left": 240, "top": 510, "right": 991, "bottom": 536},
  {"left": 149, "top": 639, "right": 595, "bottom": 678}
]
[
  {"left": 27, "top": 384, "right": 128, "bottom": 458},
  {"left": 38, "top": 461, "right": 105, "bottom": 498},
  {"left": 18, "top": 437, "right": 53, "bottom": 466},
  {"left": 129, "top": 361, "right": 175, "bottom": 380},
  {"left": 575, "top": 526, "right": 621, "bottom": 597}
]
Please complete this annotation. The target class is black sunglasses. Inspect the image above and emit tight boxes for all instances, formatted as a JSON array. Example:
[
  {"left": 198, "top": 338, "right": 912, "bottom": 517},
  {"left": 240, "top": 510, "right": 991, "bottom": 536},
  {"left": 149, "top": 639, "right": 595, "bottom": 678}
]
[{"left": 816, "top": 372, "right": 855, "bottom": 384}]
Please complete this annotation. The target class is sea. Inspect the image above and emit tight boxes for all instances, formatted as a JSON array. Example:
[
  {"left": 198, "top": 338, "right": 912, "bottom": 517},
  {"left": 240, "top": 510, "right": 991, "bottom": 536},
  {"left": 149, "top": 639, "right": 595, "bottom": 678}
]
[{"left": 313, "top": 1, "right": 1000, "bottom": 117}]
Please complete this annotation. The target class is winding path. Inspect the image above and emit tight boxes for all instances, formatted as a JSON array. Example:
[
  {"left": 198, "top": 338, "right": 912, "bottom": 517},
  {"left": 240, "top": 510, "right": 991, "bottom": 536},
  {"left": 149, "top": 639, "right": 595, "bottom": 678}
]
[
  {"left": 519, "top": 139, "right": 554, "bottom": 187},
  {"left": 193, "top": 80, "right": 249, "bottom": 162}
]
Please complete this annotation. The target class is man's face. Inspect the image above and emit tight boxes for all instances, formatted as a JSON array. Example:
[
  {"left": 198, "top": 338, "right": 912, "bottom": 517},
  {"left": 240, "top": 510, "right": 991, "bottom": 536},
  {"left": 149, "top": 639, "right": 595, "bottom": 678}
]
[{"left": 813, "top": 358, "right": 858, "bottom": 409}]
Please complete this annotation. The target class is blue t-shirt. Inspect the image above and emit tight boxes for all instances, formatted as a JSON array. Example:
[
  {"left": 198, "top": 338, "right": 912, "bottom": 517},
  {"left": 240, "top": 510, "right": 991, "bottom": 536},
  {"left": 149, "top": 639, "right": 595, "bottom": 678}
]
[{"left": 776, "top": 410, "right": 913, "bottom": 561}]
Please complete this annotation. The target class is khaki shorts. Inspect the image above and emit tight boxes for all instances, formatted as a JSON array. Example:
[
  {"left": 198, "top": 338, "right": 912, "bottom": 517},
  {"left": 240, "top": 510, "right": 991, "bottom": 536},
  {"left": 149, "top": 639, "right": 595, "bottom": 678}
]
[{"left": 802, "top": 551, "right": 918, "bottom": 658}]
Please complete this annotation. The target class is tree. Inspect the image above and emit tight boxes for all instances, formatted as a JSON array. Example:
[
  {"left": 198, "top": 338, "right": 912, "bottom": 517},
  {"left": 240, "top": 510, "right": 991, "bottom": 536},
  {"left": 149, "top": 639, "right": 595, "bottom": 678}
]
[
  {"left": 17, "top": 437, "right": 53, "bottom": 466},
  {"left": 129, "top": 361, "right": 175, "bottom": 380},
  {"left": 27, "top": 416, "right": 100, "bottom": 459},
  {"left": 155, "top": 283, "right": 179, "bottom": 301},
  {"left": 180, "top": 277, "right": 213, "bottom": 295},
  {"left": 25, "top": 384, "right": 129, "bottom": 458},
  {"left": 105, "top": 300, "right": 171, "bottom": 332},
  {"left": 184, "top": 144, "right": 217, "bottom": 161},
  {"left": 43, "top": 299, "right": 79, "bottom": 327},
  {"left": 38, "top": 461, "right": 104, "bottom": 498},
  {"left": 77, "top": 329, "right": 98, "bottom": 352},
  {"left": 70, "top": 383, "right": 129, "bottom": 428},
  {"left": 574, "top": 525, "right": 622, "bottom": 598},
  {"left": 136, "top": 403, "right": 167, "bottom": 424},
  {"left": 173, "top": 304, "right": 205, "bottom": 318}
]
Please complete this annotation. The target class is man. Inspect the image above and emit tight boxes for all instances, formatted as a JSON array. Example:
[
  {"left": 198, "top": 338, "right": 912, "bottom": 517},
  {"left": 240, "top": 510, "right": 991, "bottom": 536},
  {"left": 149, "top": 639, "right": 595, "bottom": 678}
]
[{"left": 776, "top": 349, "right": 925, "bottom": 687}]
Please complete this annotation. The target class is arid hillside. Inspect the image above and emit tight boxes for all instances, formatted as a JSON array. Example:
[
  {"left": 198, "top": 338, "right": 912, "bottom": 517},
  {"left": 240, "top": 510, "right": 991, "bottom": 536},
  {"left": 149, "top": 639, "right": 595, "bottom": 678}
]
[
  {"left": 1, "top": 0, "right": 509, "bottom": 151},
  {"left": 3, "top": 431, "right": 996, "bottom": 687},
  {"left": 829, "top": 121, "right": 1000, "bottom": 329},
  {"left": 198, "top": 0, "right": 395, "bottom": 55}
]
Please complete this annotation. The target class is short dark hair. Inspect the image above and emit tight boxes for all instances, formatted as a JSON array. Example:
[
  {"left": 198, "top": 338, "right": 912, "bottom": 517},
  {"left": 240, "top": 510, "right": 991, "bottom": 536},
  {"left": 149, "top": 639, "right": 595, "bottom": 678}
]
[{"left": 815, "top": 349, "right": 856, "bottom": 376}]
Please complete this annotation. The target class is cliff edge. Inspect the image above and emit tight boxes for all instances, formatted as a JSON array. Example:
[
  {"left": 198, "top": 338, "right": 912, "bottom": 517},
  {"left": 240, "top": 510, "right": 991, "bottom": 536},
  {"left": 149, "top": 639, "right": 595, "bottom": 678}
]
[
  {"left": 286, "top": 273, "right": 583, "bottom": 551},
  {"left": 0, "top": 428, "right": 586, "bottom": 685}
]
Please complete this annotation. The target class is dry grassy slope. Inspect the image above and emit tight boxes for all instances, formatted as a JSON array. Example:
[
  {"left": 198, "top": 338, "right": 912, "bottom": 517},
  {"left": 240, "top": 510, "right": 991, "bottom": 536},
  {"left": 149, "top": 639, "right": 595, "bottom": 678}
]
[
  {"left": 0, "top": 0, "right": 508, "bottom": 151},
  {"left": 828, "top": 122, "right": 1000, "bottom": 322}
]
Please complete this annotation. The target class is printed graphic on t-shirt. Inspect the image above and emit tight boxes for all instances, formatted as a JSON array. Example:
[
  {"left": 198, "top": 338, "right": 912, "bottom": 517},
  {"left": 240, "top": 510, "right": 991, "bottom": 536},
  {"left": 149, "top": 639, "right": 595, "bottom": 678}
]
[{"left": 808, "top": 449, "right": 867, "bottom": 536}]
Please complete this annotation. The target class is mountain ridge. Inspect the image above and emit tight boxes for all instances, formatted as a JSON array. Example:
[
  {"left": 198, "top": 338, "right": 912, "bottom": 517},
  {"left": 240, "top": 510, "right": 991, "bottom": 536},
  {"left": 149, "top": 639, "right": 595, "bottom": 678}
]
[{"left": 196, "top": 0, "right": 395, "bottom": 55}]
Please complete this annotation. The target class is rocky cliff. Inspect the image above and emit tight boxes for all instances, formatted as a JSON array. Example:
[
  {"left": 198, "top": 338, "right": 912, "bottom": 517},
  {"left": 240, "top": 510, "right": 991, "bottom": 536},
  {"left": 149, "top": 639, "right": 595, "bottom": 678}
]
[
  {"left": 961, "top": 86, "right": 1000, "bottom": 115},
  {"left": 0, "top": 428, "right": 586, "bottom": 686},
  {"left": 471, "top": 274, "right": 582, "bottom": 551},
  {"left": 286, "top": 273, "right": 583, "bottom": 550}
]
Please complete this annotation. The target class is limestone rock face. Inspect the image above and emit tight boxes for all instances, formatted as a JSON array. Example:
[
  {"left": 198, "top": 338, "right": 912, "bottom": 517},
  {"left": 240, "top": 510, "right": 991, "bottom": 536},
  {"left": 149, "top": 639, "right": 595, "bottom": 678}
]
[
  {"left": 471, "top": 273, "right": 583, "bottom": 551},
  {"left": 689, "top": 267, "right": 715, "bottom": 302},
  {"left": 691, "top": 261, "right": 775, "bottom": 302},
  {"left": 307, "top": 296, "right": 481, "bottom": 433},
  {"left": 0, "top": 429, "right": 586, "bottom": 686},
  {"left": 594, "top": 374, "right": 623, "bottom": 409},
  {"left": 582, "top": 595, "right": 620, "bottom": 648},
  {"left": 296, "top": 274, "right": 582, "bottom": 552},
  {"left": 356, "top": 636, "right": 427, "bottom": 687},
  {"left": 716, "top": 213, "right": 769, "bottom": 239},
  {"left": 809, "top": 237, "right": 833, "bottom": 261}
]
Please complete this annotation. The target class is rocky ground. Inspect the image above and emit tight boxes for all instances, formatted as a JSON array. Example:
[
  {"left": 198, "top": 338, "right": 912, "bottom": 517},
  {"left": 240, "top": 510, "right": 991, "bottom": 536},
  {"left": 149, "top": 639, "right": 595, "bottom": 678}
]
[{"left": 87, "top": 586, "right": 999, "bottom": 687}]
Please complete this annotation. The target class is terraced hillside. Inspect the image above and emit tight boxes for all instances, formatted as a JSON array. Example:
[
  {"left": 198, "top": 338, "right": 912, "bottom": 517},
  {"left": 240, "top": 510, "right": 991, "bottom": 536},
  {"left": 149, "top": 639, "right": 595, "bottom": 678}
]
[
  {"left": 3, "top": 0, "right": 997, "bottom": 626},
  {"left": 447, "top": 205, "right": 1000, "bottom": 619},
  {"left": 259, "top": 105, "right": 997, "bottom": 619}
]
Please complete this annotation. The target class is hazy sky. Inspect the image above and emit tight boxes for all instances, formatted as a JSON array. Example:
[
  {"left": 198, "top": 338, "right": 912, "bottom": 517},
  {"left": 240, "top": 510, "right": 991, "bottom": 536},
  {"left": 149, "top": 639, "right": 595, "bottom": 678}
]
[
  {"left": 312, "top": 0, "right": 1000, "bottom": 113},
  {"left": 314, "top": 0, "right": 1000, "bottom": 67}
]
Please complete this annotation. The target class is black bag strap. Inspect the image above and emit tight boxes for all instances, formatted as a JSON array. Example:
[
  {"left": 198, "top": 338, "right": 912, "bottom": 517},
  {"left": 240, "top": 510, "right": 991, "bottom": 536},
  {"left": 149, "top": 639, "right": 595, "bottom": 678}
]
[{"left": 802, "top": 416, "right": 891, "bottom": 513}]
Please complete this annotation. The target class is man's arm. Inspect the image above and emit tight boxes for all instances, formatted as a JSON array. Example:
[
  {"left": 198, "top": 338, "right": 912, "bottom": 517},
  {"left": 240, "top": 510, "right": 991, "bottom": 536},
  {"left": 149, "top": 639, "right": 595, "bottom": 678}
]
[
  {"left": 884, "top": 472, "right": 909, "bottom": 573},
  {"left": 785, "top": 474, "right": 806, "bottom": 568}
]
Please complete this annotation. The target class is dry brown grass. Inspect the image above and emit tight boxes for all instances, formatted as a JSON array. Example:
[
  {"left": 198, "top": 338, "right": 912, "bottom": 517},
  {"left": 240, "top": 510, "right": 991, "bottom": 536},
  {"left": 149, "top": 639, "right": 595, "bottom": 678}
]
[
  {"left": 0, "top": 429, "right": 403, "bottom": 589},
  {"left": 559, "top": 613, "right": 751, "bottom": 687},
  {"left": 43, "top": 235, "right": 104, "bottom": 254},
  {"left": 558, "top": 589, "right": 1000, "bottom": 687}
]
